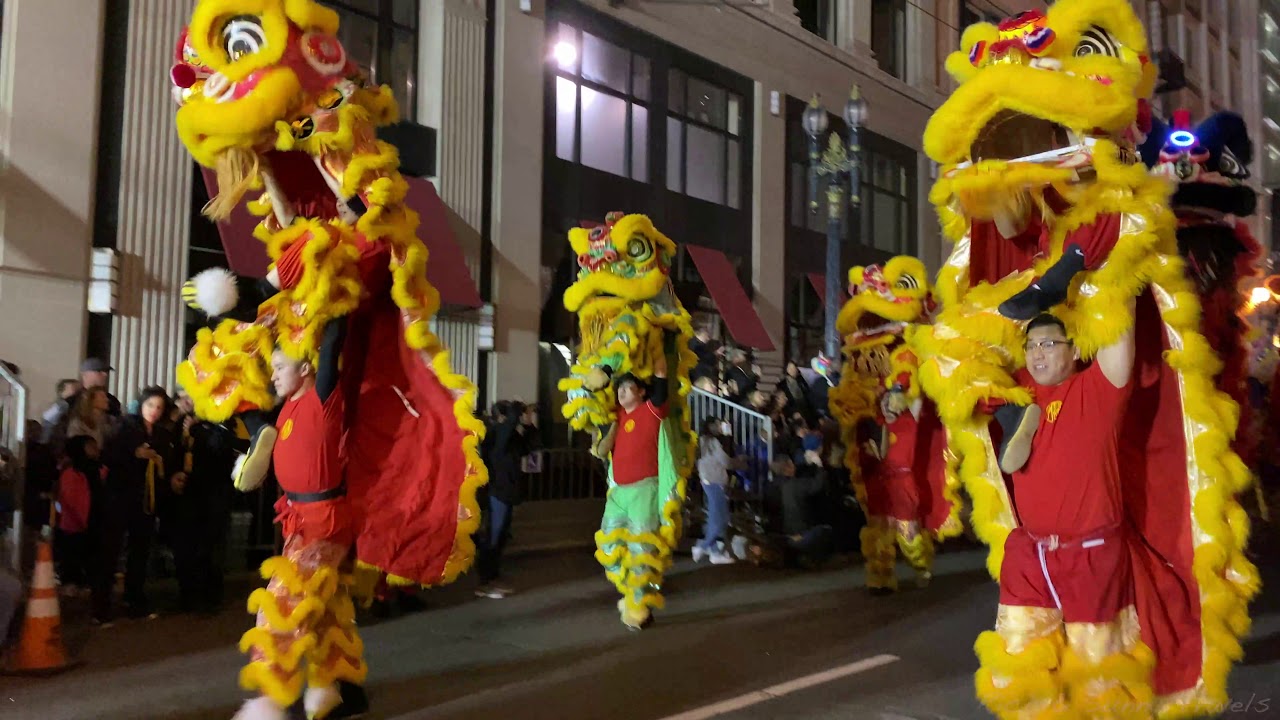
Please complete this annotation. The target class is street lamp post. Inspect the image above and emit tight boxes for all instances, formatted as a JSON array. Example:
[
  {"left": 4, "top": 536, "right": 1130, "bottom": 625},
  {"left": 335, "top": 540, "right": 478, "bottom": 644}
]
[{"left": 804, "top": 86, "right": 869, "bottom": 365}]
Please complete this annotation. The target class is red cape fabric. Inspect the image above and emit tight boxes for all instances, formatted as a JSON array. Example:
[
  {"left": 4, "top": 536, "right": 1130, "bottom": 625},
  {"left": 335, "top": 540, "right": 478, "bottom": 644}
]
[
  {"left": 970, "top": 215, "right": 1204, "bottom": 696},
  {"left": 339, "top": 266, "right": 470, "bottom": 586}
]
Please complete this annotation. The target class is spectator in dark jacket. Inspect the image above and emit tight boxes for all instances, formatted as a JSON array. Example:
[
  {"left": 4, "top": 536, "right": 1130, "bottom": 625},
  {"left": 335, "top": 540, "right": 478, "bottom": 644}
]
[
  {"left": 95, "top": 386, "right": 184, "bottom": 623},
  {"left": 475, "top": 401, "right": 531, "bottom": 599},
  {"left": 169, "top": 415, "right": 236, "bottom": 613}
]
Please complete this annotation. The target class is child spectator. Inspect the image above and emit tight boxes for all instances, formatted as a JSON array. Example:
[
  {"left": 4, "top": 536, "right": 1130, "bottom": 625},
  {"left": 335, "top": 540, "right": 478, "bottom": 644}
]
[{"left": 56, "top": 435, "right": 102, "bottom": 594}]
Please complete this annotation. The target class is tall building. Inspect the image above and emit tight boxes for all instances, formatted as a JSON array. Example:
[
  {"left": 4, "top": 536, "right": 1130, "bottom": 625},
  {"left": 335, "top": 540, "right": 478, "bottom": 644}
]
[{"left": 48, "top": 0, "right": 1277, "bottom": 422}]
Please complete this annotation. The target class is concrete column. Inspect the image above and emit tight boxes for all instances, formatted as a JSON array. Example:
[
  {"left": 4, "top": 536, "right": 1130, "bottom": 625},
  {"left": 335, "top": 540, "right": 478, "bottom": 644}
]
[
  {"left": 752, "top": 85, "right": 786, "bottom": 372},
  {"left": 488, "top": 0, "right": 545, "bottom": 401},
  {"left": 0, "top": 0, "right": 106, "bottom": 414},
  {"left": 108, "top": 0, "right": 193, "bottom": 401},
  {"left": 420, "top": 0, "right": 487, "bottom": 387}
]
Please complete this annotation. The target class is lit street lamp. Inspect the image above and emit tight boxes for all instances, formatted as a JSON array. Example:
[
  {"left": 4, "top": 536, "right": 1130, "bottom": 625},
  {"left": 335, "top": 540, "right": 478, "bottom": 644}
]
[{"left": 804, "top": 86, "right": 869, "bottom": 365}]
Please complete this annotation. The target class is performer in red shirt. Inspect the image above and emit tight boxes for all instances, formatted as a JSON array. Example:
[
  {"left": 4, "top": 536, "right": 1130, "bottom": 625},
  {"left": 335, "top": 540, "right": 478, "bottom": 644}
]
[
  {"left": 233, "top": 319, "right": 367, "bottom": 720},
  {"left": 595, "top": 354, "right": 671, "bottom": 630},
  {"left": 982, "top": 305, "right": 1143, "bottom": 715}
]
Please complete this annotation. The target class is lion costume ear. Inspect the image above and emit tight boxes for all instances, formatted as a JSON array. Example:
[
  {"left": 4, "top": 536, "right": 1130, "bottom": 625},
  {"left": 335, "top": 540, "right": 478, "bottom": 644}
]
[
  {"left": 568, "top": 227, "right": 592, "bottom": 255},
  {"left": 945, "top": 22, "right": 999, "bottom": 83},
  {"left": 847, "top": 266, "right": 866, "bottom": 286}
]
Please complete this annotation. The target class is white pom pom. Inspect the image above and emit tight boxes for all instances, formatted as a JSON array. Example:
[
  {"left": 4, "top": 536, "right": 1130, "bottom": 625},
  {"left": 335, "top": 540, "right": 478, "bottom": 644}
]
[{"left": 191, "top": 268, "right": 239, "bottom": 316}]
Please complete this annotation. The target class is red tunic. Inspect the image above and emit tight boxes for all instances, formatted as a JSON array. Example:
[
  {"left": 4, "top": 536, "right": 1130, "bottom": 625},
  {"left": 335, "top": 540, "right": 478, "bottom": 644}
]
[
  {"left": 1011, "top": 362, "right": 1130, "bottom": 536},
  {"left": 611, "top": 401, "right": 668, "bottom": 486},
  {"left": 272, "top": 385, "right": 352, "bottom": 545},
  {"left": 865, "top": 411, "right": 923, "bottom": 520}
]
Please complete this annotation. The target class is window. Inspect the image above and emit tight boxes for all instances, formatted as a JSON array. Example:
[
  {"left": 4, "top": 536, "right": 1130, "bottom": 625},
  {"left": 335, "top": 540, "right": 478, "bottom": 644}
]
[
  {"left": 667, "top": 70, "right": 743, "bottom": 207},
  {"left": 324, "top": 0, "right": 418, "bottom": 119},
  {"left": 552, "top": 23, "right": 650, "bottom": 181},
  {"left": 1264, "top": 13, "right": 1280, "bottom": 67},
  {"left": 871, "top": 0, "right": 907, "bottom": 80},
  {"left": 860, "top": 142, "right": 917, "bottom": 256},
  {"left": 960, "top": 1, "right": 1002, "bottom": 35},
  {"left": 796, "top": 0, "right": 839, "bottom": 44}
]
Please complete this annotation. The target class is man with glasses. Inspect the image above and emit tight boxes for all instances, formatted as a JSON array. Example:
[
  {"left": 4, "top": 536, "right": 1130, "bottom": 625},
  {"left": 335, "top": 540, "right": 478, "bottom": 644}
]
[{"left": 980, "top": 255, "right": 1139, "bottom": 714}]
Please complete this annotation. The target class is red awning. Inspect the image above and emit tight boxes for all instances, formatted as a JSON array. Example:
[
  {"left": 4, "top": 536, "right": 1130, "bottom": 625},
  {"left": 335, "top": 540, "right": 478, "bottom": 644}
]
[
  {"left": 806, "top": 272, "right": 851, "bottom": 301},
  {"left": 198, "top": 169, "right": 482, "bottom": 308},
  {"left": 403, "top": 177, "right": 484, "bottom": 309},
  {"left": 200, "top": 167, "right": 270, "bottom": 277},
  {"left": 684, "top": 244, "right": 775, "bottom": 351}
]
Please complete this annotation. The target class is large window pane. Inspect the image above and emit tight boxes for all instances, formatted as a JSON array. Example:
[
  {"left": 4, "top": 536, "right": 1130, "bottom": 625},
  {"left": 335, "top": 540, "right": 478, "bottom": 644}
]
[
  {"left": 554, "top": 23, "right": 580, "bottom": 74},
  {"left": 667, "top": 118, "right": 684, "bottom": 192},
  {"left": 871, "top": 0, "right": 906, "bottom": 80},
  {"left": 686, "top": 124, "right": 726, "bottom": 204},
  {"left": 728, "top": 94, "right": 741, "bottom": 136},
  {"left": 330, "top": 0, "right": 380, "bottom": 15},
  {"left": 580, "top": 87, "right": 628, "bottom": 176},
  {"left": 727, "top": 139, "right": 740, "bottom": 209},
  {"left": 582, "top": 33, "right": 629, "bottom": 93},
  {"left": 336, "top": 12, "right": 378, "bottom": 79},
  {"left": 873, "top": 191, "right": 900, "bottom": 252},
  {"left": 632, "top": 54, "right": 651, "bottom": 101},
  {"left": 556, "top": 77, "right": 577, "bottom": 161},
  {"left": 392, "top": 0, "right": 416, "bottom": 27},
  {"left": 687, "top": 76, "right": 727, "bottom": 129},
  {"left": 388, "top": 28, "right": 416, "bottom": 118},
  {"left": 669, "top": 70, "right": 686, "bottom": 115},
  {"left": 631, "top": 104, "right": 649, "bottom": 181},
  {"left": 790, "top": 163, "right": 806, "bottom": 227}
]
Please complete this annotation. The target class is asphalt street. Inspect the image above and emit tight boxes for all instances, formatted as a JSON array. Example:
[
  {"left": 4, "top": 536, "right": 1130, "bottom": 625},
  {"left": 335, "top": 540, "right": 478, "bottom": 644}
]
[{"left": 2, "top": 535, "right": 1278, "bottom": 720}]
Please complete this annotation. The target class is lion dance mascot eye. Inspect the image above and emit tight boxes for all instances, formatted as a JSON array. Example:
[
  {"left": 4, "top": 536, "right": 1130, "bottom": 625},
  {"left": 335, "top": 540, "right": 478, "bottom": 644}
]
[
  {"left": 1139, "top": 110, "right": 1268, "bottom": 503},
  {"left": 169, "top": 4, "right": 486, "bottom": 719},
  {"left": 913, "top": 2, "right": 1258, "bottom": 717},
  {"left": 558, "top": 212, "right": 696, "bottom": 630},
  {"left": 828, "top": 257, "right": 961, "bottom": 593}
]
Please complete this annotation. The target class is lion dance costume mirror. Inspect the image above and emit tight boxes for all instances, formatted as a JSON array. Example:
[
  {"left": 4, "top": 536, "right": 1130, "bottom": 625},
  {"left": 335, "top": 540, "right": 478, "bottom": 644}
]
[
  {"left": 558, "top": 212, "right": 696, "bottom": 630},
  {"left": 828, "top": 257, "right": 961, "bottom": 593},
  {"left": 170, "top": 3, "right": 486, "bottom": 718},
  {"left": 916, "top": 2, "right": 1258, "bottom": 716}
]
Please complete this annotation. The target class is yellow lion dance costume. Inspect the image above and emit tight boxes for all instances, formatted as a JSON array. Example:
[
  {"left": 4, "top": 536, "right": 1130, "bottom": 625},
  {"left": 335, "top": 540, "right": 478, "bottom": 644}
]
[
  {"left": 829, "top": 257, "right": 961, "bottom": 593},
  {"left": 916, "top": 3, "right": 1258, "bottom": 717},
  {"left": 558, "top": 212, "right": 696, "bottom": 629},
  {"left": 170, "top": 3, "right": 485, "bottom": 718}
]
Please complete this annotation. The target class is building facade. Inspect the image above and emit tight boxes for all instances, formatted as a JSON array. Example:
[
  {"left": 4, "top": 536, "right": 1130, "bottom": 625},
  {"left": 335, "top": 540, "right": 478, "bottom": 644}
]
[{"left": 20, "top": 0, "right": 1259, "bottom": 420}]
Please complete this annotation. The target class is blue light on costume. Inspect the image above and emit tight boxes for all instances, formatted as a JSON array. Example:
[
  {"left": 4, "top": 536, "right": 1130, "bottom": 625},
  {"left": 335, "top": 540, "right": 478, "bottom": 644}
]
[{"left": 1169, "top": 130, "right": 1196, "bottom": 148}]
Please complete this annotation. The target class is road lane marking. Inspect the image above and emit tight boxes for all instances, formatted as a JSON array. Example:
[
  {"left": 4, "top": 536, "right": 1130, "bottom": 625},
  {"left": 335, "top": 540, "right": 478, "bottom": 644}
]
[{"left": 656, "top": 653, "right": 900, "bottom": 720}]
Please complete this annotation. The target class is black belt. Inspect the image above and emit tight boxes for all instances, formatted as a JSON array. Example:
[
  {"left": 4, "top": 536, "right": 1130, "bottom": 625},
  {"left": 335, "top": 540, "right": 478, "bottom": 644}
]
[{"left": 285, "top": 484, "right": 347, "bottom": 503}]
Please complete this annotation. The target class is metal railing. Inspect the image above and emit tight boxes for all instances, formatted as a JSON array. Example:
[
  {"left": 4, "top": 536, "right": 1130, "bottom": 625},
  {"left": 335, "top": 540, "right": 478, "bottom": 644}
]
[
  {"left": 519, "top": 447, "right": 607, "bottom": 502},
  {"left": 688, "top": 387, "right": 774, "bottom": 498},
  {"left": 0, "top": 363, "right": 28, "bottom": 573}
]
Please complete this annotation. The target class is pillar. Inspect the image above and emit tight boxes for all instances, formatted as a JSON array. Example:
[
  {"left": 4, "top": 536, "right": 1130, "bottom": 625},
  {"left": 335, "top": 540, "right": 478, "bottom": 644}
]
[
  {"left": 488, "top": 0, "right": 545, "bottom": 401},
  {"left": 0, "top": 0, "right": 106, "bottom": 415},
  {"left": 108, "top": 0, "right": 192, "bottom": 403},
  {"left": 753, "top": 85, "right": 786, "bottom": 373}
]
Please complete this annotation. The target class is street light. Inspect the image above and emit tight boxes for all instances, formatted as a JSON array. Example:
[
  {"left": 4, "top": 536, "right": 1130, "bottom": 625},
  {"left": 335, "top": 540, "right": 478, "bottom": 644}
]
[{"left": 804, "top": 85, "right": 869, "bottom": 366}]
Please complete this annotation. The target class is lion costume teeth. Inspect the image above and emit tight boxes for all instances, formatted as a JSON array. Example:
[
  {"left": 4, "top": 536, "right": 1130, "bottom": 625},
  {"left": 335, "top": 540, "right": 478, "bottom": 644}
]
[{"left": 916, "top": 2, "right": 1257, "bottom": 717}]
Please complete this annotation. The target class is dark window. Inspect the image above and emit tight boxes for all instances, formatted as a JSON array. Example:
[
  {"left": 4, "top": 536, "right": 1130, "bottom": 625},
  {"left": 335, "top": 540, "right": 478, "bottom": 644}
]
[
  {"left": 324, "top": 0, "right": 419, "bottom": 120},
  {"left": 871, "top": 0, "right": 907, "bottom": 80},
  {"left": 796, "top": 0, "right": 839, "bottom": 44},
  {"left": 960, "top": 0, "right": 1004, "bottom": 36},
  {"left": 553, "top": 22, "right": 650, "bottom": 181},
  {"left": 859, "top": 139, "right": 917, "bottom": 257},
  {"left": 667, "top": 69, "right": 744, "bottom": 208}
]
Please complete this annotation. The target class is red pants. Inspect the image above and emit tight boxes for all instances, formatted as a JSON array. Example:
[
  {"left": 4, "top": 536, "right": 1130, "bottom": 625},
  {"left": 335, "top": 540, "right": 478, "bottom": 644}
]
[
  {"left": 998, "top": 525, "right": 1132, "bottom": 624},
  {"left": 864, "top": 465, "right": 920, "bottom": 522}
]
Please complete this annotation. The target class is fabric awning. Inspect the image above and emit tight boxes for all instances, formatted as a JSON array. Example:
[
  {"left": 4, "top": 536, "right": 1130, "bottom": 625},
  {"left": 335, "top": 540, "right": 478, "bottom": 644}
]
[
  {"left": 200, "top": 167, "right": 270, "bottom": 277},
  {"left": 806, "top": 272, "right": 850, "bottom": 302},
  {"left": 198, "top": 169, "right": 482, "bottom": 308},
  {"left": 684, "top": 244, "right": 775, "bottom": 351},
  {"left": 402, "top": 177, "right": 484, "bottom": 309}
]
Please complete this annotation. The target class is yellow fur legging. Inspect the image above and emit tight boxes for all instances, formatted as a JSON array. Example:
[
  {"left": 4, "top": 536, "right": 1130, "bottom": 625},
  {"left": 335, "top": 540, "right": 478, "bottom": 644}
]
[
  {"left": 239, "top": 535, "right": 368, "bottom": 708},
  {"left": 860, "top": 516, "right": 934, "bottom": 591},
  {"left": 976, "top": 605, "right": 1155, "bottom": 719}
]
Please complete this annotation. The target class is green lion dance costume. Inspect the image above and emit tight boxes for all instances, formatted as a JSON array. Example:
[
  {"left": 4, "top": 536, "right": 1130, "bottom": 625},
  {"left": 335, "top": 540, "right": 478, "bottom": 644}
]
[
  {"left": 828, "top": 256, "right": 961, "bottom": 593},
  {"left": 915, "top": 2, "right": 1257, "bottom": 717},
  {"left": 558, "top": 212, "right": 695, "bottom": 630},
  {"left": 170, "top": 2, "right": 485, "bottom": 718}
]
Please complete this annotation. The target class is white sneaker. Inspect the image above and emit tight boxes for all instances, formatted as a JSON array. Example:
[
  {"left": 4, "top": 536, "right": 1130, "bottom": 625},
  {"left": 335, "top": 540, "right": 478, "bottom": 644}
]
[
  {"left": 231, "top": 697, "right": 288, "bottom": 720},
  {"left": 691, "top": 546, "right": 708, "bottom": 563},
  {"left": 304, "top": 685, "right": 342, "bottom": 719},
  {"left": 709, "top": 550, "right": 736, "bottom": 565},
  {"left": 731, "top": 535, "right": 750, "bottom": 560}
]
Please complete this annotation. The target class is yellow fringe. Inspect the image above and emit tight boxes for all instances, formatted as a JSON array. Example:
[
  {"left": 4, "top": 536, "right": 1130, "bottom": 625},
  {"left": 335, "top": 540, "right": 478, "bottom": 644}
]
[{"left": 240, "top": 661, "right": 306, "bottom": 708}]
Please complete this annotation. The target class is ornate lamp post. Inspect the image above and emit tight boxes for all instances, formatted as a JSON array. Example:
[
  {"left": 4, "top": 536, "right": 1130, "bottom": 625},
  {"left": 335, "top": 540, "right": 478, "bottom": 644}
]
[{"left": 804, "top": 86, "right": 869, "bottom": 365}]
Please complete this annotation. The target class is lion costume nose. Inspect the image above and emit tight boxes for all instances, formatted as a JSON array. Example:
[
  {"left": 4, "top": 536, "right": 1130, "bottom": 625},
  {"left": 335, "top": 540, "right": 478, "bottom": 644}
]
[{"left": 171, "top": 63, "right": 197, "bottom": 89}]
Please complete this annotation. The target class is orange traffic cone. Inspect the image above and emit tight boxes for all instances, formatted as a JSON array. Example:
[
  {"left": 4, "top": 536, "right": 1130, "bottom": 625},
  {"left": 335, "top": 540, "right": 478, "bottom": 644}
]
[{"left": 6, "top": 540, "right": 74, "bottom": 674}]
